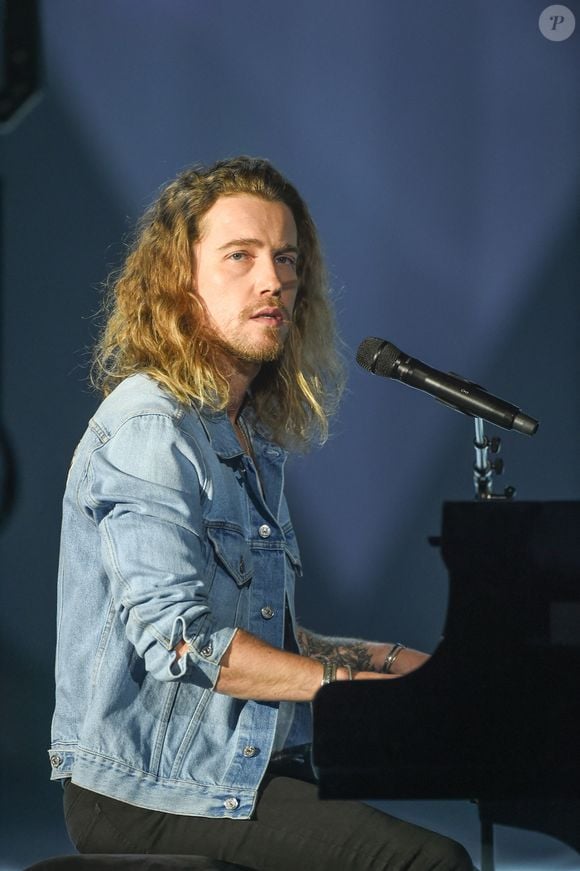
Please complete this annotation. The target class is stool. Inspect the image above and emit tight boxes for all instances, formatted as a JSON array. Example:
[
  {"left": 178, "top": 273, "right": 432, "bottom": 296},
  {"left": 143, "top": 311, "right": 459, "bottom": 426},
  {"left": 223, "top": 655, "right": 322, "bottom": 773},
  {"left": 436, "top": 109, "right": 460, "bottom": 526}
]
[{"left": 23, "top": 855, "right": 250, "bottom": 870}]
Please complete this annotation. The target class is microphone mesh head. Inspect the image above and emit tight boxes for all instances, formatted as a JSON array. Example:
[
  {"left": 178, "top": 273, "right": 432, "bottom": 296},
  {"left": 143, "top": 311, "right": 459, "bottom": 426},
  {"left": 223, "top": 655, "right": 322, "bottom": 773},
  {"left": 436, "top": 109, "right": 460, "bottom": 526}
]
[{"left": 356, "top": 338, "right": 400, "bottom": 377}]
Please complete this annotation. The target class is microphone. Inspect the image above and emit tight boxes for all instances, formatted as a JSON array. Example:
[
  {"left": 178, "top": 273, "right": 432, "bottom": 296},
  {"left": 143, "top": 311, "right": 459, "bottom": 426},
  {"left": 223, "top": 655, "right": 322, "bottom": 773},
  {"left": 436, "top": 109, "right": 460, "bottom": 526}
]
[{"left": 356, "top": 337, "right": 539, "bottom": 435}]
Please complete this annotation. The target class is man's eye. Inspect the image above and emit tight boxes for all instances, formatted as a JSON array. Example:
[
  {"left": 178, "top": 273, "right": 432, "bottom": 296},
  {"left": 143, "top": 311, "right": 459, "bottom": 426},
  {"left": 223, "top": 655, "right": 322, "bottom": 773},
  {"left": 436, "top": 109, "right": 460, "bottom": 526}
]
[
  {"left": 229, "top": 251, "right": 247, "bottom": 261},
  {"left": 276, "top": 255, "right": 297, "bottom": 267}
]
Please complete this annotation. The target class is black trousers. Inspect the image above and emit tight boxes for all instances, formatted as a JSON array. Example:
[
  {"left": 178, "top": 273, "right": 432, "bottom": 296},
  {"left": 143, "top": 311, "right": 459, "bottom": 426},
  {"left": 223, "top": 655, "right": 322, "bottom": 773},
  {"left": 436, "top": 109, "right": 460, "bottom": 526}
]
[{"left": 63, "top": 777, "right": 472, "bottom": 871}]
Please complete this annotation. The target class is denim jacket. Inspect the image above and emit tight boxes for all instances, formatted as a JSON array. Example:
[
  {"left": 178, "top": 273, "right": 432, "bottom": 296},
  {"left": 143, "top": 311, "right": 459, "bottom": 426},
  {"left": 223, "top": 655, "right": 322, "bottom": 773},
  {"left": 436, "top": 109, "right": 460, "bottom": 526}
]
[{"left": 48, "top": 374, "right": 311, "bottom": 818}]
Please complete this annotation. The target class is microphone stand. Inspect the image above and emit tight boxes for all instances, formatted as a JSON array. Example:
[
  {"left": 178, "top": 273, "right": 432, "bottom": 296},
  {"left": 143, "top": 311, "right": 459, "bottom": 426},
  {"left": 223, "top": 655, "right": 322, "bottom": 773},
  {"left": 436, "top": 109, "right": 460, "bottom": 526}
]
[{"left": 472, "top": 417, "right": 516, "bottom": 501}]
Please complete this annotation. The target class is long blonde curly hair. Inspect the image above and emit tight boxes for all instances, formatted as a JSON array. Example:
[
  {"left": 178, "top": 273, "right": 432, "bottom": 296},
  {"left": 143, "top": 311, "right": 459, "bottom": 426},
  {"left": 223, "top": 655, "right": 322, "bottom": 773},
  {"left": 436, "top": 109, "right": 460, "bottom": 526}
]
[{"left": 92, "top": 156, "right": 345, "bottom": 451}]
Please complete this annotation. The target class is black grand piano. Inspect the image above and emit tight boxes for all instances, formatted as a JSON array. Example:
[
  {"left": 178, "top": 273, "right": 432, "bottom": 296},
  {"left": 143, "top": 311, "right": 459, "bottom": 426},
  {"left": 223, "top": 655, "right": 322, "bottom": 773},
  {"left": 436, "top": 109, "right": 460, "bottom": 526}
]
[{"left": 313, "top": 502, "right": 580, "bottom": 870}]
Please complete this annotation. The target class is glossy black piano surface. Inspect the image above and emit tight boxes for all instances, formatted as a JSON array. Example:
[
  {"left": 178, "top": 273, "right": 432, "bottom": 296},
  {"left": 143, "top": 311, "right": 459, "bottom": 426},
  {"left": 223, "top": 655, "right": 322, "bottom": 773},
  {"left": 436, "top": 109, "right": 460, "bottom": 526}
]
[{"left": 312, "top": 502, "right": 580, "bottom": 851}]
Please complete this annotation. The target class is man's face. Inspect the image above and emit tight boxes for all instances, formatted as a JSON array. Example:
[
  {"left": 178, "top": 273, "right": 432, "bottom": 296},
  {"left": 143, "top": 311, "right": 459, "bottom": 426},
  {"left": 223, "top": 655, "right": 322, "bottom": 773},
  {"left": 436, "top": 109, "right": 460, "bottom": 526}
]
[{"left": 193, "top": 194, "right": 299, "bottom": 365}]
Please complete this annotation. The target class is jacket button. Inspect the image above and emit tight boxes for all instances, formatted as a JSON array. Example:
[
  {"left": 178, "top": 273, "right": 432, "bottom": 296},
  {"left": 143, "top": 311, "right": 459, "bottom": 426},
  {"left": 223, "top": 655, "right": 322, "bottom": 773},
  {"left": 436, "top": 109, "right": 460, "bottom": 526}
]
[
  {"left": 50, "top": 754, "right": 63, "bottom": 768},
  {"left": 224, "top": 797, "right": 239, "bottom": 810},
  {"left": 200, "top": 643, "right": 213, "bottom": 657},
  {"left": 258, "top": 524, "right": 271, "bottom": 538},
  {"left": 243, "top": 745, "right": 257, "bottom": 757},
  {"left": 260, "top": 606, "right": 274, "bottom": 620}
]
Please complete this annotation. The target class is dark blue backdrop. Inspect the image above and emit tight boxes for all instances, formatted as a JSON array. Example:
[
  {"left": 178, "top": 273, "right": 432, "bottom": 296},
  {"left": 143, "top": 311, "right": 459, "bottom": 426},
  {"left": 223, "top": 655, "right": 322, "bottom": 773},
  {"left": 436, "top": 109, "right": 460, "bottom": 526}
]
[{"left": 1, "top": 2, "right": 579, "bottom": 867}]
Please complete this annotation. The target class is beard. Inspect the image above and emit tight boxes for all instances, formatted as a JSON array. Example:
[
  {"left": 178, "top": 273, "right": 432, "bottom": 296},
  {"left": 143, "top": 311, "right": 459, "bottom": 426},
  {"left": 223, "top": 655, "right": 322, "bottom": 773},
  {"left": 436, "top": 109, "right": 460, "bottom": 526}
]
[
  {"left": 215, "top": 328, "right": 285, "bottom": 364},
  {"left": 209, "top": 302, "right": 291, "bottom": 365}
]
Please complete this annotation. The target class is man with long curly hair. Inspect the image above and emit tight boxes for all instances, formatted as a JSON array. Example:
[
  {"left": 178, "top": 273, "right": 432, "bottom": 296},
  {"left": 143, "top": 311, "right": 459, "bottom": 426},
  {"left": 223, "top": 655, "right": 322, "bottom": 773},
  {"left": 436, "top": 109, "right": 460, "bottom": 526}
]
[{"left": 49, "top": 157, "right": 472, "bottom": 870}]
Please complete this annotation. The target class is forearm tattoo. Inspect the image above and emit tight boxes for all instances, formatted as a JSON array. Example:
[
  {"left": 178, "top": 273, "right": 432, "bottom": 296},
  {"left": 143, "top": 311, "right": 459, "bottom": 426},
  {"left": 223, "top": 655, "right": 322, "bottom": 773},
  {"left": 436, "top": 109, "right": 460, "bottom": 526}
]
[{"left": 296, "top": 627, "right": 375, "bottom": 672}]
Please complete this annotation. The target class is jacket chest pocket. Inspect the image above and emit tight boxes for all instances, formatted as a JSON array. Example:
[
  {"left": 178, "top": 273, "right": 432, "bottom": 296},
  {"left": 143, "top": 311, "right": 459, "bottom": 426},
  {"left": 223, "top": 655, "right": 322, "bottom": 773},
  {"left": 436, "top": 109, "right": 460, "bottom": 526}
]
[{"left": 206, "top": 526, "right": 253, "bottom": 588}]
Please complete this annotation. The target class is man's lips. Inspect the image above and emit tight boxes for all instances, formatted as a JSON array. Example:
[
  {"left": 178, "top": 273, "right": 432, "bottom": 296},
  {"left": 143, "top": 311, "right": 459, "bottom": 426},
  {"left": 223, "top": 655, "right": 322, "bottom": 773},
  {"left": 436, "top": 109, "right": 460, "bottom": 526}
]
[{"left": 249, "top": 307, "right": 286, "bottom": 324}]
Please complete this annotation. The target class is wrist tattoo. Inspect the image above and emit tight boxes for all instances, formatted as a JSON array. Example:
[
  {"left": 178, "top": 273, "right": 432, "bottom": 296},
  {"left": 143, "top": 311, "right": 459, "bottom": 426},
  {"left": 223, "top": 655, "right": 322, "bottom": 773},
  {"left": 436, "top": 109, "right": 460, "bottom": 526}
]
[{"left": 296, "top": 628, "right": 374, "bottom": 672}]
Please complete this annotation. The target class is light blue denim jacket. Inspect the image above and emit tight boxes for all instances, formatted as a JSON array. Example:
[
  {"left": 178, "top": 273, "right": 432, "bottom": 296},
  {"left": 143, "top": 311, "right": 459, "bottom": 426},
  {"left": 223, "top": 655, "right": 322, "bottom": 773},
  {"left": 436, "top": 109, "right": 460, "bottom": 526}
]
[{"left": 49, "top": 373, "right": 311, "bottom": 818}]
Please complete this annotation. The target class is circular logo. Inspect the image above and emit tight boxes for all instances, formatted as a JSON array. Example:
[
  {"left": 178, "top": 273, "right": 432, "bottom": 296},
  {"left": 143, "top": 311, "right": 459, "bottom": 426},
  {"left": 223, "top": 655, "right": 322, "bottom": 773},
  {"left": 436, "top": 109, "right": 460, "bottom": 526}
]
[{"left": 539, "top": 5, "right": 576, "bottom": 40}]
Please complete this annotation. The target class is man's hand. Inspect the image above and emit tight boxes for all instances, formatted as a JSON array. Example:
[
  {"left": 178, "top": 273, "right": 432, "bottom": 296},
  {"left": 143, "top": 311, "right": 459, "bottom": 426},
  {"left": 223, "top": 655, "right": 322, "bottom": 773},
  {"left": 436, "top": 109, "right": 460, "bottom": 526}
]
[{"left": 388, "top": 646, "right": 430, "bottom": 676}]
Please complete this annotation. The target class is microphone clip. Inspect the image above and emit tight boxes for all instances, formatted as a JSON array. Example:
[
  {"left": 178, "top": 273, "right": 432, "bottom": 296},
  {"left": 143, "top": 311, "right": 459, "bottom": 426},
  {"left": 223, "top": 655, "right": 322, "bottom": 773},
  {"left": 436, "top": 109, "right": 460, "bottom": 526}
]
[{"left": 472, "top": 417, "right": 516, "bottom": 501}]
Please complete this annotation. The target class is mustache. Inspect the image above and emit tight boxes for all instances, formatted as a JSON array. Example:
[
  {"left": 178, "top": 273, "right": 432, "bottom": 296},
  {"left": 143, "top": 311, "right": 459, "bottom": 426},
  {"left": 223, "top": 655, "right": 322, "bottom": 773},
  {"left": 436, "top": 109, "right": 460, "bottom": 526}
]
[{"left": 243, "top": 300, "right": 292, "bottom": 322}]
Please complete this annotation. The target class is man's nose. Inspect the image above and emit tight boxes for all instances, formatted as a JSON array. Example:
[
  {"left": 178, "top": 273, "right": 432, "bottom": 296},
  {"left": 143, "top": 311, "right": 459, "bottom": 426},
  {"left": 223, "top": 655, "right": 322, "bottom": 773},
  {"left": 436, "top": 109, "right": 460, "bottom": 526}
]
[{"left": 256, "top": 256, "right": 282, "bottom": 295}]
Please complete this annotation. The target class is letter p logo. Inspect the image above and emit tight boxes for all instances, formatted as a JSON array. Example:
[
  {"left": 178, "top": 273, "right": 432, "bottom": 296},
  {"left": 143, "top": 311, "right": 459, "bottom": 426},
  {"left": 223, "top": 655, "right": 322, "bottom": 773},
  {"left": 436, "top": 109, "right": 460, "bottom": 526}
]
[{"left": 539, "top": 5, "right": 576, "bottom": 40}]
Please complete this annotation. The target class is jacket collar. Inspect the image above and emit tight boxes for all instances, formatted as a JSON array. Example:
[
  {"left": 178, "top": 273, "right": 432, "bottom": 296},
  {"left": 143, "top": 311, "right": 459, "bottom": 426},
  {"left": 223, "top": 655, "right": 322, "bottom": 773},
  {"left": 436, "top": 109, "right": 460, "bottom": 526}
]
[{"left": 195, "top": 404, "right": 287, "bottom": 463}]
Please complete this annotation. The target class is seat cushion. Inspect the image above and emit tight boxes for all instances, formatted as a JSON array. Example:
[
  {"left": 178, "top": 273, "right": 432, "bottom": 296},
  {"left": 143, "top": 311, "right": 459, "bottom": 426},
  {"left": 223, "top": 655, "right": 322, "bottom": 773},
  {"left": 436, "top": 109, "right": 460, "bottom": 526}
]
[{"left": 23, "top": 855, "right": 249, "bottom": 870}]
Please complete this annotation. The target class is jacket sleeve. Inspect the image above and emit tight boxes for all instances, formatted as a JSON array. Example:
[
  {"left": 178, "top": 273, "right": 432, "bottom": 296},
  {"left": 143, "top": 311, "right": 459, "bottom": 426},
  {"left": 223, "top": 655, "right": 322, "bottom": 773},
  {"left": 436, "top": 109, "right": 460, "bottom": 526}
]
[{"left": 85, "top": 411, "right": 236, "bottom": 685}]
